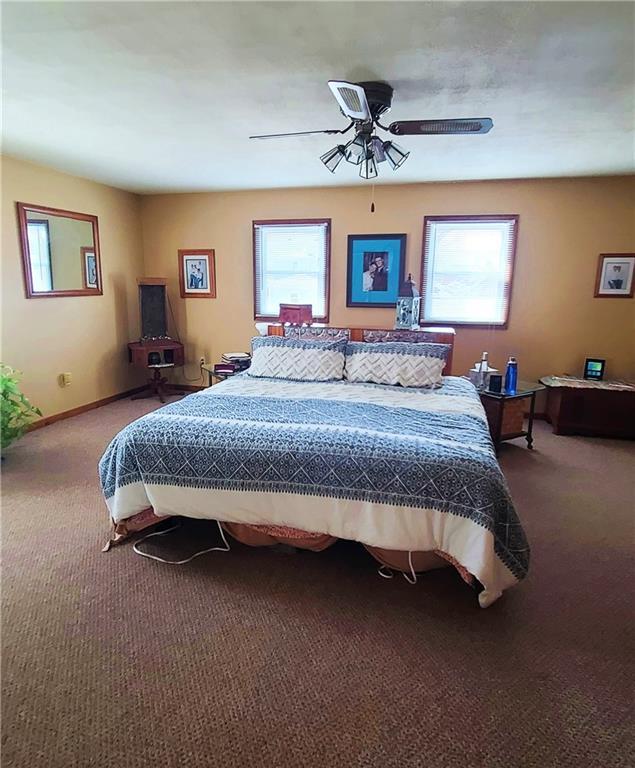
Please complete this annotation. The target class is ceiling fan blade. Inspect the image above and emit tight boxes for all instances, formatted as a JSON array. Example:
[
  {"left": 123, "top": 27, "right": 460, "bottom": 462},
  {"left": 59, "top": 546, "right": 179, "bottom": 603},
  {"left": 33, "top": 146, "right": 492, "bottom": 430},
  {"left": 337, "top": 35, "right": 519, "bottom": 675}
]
[
  {"left": 328, "top": 80, "right": 372, "bottom": 122},
  {"left": 249, "top": 129, "right": 345, "bottom": 140},
  {"left": 388, "top": 118, "right": 494, "bottom": 136}
]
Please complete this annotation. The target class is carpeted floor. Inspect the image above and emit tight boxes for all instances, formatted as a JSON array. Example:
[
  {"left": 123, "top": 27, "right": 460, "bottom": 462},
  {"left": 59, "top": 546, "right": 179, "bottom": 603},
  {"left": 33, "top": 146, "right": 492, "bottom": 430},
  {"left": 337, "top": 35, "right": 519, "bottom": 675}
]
[{"left": 1, "top": 397, "right": 634, "bottom": 768}]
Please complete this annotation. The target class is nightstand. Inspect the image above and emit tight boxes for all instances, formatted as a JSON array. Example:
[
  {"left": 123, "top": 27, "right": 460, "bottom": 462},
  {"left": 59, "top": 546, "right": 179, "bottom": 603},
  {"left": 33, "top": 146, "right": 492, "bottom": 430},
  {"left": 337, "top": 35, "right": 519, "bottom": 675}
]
[
  {"left": 201, "top": 364, "right": 238, "bottom": 387},
  {"left": 479, "top": 381, "right": 544, "bottom": 453}
]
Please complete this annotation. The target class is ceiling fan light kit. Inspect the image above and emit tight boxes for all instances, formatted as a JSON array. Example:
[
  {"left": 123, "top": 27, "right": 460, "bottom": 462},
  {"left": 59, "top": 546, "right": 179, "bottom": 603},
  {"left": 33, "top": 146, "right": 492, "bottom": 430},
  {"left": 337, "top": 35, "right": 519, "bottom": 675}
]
[
  {"left": 369, "top": 136, "right": 386, "bottom": 163},
  {"left": 383, "top": 141, "right": 410, "bottom": 170},
  {"left": 320, "top": 144, "right": 347, "bottom": 173},
  {"left": 344, "top": 134, "right": 366, "bottom": 165},
  {"left": 250, "top": 80, "right": 493, "bottom": 181},
  {"left": 360, "top": 150, "right": 378, "bottom": 180}
]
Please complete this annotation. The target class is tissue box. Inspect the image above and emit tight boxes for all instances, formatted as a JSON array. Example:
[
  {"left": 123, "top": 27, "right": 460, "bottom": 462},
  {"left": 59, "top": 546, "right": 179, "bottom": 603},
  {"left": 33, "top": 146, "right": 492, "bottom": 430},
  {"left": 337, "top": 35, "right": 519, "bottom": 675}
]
[{"left": 469, "top": 367, "right": 499, "bottom": 389}]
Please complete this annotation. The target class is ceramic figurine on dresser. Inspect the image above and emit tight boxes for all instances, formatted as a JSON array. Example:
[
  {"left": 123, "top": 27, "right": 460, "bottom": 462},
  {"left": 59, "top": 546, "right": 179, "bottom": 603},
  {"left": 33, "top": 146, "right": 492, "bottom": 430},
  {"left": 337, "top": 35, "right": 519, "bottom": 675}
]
[{"left": 394, "top": 273, "right": 421, "bottom": 330}]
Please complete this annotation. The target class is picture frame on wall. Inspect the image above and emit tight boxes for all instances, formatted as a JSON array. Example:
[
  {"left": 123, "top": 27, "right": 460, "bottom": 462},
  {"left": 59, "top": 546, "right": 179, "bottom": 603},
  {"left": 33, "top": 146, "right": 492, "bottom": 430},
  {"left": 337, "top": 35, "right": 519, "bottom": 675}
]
[
  {"left": 178, "top": 249, "right": 216, "bottom": 298},
  {"left": 346, "top": 234, "right": 406, "bottom": 307},
  {"left": 594, "top": 253, "right": 634, "bottom": 298},
  {"left": 81, "top": 247, "right": 98, "bottom": 289}
]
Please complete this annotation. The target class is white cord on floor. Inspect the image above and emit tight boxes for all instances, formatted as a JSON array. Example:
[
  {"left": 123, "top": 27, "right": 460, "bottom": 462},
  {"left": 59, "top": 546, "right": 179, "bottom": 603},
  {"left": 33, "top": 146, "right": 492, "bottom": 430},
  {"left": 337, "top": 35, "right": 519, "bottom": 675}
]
[
  {"left": 403, "top": 551, "right": 418, "bottom": 585},
  {"left": 132, "top": 520, "right": 230, "bottom": 564},
  {"left": 378, "top": 564, "right": 394, "bottom": 579},
  {"left": 376, "top": 552, "right": 418, "bottom": 584}
]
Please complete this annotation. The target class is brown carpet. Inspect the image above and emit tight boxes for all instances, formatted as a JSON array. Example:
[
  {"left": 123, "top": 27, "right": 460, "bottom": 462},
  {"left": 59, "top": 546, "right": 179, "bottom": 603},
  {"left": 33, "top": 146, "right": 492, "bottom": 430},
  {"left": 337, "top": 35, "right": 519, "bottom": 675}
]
[{"left": 2, "top": 398, "right": 634, "bottom": 768}]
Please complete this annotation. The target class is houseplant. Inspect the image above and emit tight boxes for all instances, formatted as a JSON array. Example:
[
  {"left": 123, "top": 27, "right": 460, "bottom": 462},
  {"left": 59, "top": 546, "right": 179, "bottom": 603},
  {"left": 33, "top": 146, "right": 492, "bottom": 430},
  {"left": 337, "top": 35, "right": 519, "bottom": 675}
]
[{"left": 1, "top": 365, "right": 41, "bottom": 454}]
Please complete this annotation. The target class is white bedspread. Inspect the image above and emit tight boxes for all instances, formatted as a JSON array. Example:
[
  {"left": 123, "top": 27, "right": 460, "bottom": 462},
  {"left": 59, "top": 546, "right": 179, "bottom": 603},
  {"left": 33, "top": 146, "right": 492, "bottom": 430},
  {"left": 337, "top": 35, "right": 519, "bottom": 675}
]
[{"left": 99, "top": 375, "right": 529, "bottom": 607}]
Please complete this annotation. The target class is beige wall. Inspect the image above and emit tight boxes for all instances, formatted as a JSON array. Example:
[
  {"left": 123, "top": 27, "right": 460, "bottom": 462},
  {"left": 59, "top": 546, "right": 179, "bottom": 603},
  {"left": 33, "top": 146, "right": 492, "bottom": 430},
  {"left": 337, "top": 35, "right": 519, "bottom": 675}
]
[
  {"left": 140, "top": 176, "right": 635, "bottom": 383},
  {"left": 2, "top": 157, "right": 633, "bottom": 422},
  {"left": 1, "top": 155, "right": 145, "bottom": 417}
]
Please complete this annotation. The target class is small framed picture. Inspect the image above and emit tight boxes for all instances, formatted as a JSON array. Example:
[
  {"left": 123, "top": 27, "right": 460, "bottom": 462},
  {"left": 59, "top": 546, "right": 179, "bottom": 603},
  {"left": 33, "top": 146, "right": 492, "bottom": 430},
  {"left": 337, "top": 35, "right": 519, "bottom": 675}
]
[
  {"left": 346, "top": 234, "right": 406, "bottom": 307},
  {"left": 81, "top": 247, "right": 98, "bottom": 289},
  {"left": 178, "top": 249, "right": 216, "bottom": 298},
  {"left": 594, "top": 254, "right": 634, "bottom": 298}
]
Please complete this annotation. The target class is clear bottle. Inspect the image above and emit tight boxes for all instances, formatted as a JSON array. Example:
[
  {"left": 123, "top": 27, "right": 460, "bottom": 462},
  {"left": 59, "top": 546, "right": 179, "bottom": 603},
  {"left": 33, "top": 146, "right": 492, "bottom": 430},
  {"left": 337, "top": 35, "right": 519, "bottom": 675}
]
[
  {"left": 504, "top": 356, "right": 518, "bottom": 395},
  {"left": 477, "top": 352, "right": 489, "bottom": 390}
]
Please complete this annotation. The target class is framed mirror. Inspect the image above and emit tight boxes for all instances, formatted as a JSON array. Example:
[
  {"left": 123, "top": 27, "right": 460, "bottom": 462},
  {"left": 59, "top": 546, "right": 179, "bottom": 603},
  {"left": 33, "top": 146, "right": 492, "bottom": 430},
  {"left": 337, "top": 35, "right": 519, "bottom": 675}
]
[{"left": 16, "top": 202, "right": 102, "bottom": 298}]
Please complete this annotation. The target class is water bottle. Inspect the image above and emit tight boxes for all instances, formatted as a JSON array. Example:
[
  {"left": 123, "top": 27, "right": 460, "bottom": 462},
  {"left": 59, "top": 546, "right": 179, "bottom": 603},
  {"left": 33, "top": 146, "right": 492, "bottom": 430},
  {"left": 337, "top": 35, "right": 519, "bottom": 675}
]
[{"left": 504, "top": 356, "right": 518, "bottom": 395}]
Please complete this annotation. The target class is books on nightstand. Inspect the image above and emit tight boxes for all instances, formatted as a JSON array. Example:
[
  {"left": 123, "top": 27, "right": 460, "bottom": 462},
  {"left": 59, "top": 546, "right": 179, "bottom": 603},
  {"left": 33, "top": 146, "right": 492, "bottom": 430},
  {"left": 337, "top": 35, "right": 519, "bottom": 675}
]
[
  {"left": 213, "top": 364, "right": 236, "bottom": 375},
  {"left": 218, "top": 352, "right": 251, "bottom": 373}
]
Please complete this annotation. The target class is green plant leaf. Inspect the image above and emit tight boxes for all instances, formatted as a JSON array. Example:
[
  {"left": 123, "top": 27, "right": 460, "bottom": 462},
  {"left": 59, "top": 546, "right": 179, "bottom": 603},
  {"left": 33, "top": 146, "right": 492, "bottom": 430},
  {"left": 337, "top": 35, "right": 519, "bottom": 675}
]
[{"left": 0, "top": 363, "right": 41, "bottom": 451}]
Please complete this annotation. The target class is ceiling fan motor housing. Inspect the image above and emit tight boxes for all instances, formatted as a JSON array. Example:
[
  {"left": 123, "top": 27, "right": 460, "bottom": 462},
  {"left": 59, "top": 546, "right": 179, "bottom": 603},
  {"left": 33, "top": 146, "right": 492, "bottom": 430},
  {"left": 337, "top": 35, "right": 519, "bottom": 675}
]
[{"left": 358, "top": 81, "right": 394, "bottom": 120}]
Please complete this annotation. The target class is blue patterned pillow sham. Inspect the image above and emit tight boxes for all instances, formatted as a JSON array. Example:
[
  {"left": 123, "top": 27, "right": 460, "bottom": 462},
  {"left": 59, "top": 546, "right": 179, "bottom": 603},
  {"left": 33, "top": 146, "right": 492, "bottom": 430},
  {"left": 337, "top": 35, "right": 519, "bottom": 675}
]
[
  {"left": 248, "top": 336, "right": 346, "bottom": 381},
  {"left": 344, "top": 341, "right": 450, "bottom": 388}
]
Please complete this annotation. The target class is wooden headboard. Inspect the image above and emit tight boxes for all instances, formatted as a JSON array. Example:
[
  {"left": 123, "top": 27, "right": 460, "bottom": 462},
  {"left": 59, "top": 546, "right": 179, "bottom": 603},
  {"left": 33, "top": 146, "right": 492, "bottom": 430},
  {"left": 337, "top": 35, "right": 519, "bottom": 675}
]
[{"left": 267, "top": 325, "right": 456, "bottom": 375}]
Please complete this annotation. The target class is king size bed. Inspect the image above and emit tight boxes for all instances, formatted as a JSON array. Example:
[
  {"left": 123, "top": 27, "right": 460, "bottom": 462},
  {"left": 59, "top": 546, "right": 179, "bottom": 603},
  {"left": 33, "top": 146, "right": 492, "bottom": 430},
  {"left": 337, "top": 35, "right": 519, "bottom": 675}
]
[{"left": 99, "top": 326, "right": 529, "bottom": 607}]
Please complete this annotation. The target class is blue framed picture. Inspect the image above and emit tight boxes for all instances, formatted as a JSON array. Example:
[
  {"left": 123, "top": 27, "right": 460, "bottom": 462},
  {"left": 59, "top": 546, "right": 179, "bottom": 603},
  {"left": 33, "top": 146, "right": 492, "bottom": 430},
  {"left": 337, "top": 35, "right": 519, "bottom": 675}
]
[{"left": 346, "top": 234, "right": 406, "bottom": 307}]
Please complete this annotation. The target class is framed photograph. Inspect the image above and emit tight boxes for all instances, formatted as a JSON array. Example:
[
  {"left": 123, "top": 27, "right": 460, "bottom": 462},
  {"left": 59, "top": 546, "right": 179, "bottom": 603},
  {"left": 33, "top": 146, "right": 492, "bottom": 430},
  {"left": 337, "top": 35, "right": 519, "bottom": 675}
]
[
  {"left": 346, "top": 234, "right": 406, "bottom": 307},
  {"left": 81, "top": 246, "right": 98, "bottom": 289},
  {"left": 178, "top": 249, "right": 216, "bottom": 298},
  {"left": 594, "top": 253, "right": 634, "bottom": 298}
]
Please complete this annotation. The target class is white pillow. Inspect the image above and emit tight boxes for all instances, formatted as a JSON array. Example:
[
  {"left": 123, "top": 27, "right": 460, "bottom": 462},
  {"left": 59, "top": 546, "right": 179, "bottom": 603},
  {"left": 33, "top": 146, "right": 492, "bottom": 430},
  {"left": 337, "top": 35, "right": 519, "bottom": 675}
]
[
  {"left": 344, "top": 342, "right": 449, "bottom": 388},
  {"left": 248, "top": 336, "right": 346, "bottom": 382}
]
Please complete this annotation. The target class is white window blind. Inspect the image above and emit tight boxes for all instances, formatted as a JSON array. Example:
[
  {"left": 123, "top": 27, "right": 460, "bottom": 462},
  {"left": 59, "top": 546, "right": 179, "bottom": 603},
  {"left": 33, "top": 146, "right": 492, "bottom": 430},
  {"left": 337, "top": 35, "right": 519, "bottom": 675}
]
[
  {"left": 253, "top": 220, "right": 330, "bottom": 320},
  {"left": 27, "top": 220, "right": 53, "bottom": 292},
  {"left": 422, "top": 216, "right": 518, "bottom": 326}
]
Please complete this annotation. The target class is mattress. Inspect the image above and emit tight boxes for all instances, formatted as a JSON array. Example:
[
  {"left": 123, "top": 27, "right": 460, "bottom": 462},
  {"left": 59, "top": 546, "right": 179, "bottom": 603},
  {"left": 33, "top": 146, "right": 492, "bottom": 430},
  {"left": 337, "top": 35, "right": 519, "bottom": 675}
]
[{"left": 99, "top": 374, "right": 530, "bottom": 607}]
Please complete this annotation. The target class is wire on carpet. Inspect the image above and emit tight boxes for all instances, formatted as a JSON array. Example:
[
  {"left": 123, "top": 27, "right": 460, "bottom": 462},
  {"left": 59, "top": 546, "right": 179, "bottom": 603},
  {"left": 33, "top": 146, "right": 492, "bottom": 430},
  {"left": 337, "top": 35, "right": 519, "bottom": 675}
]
[
  {"left": 377, "top": 551, "right": 418, "bottom": 584},
  {"left": 133, "top": 520, "right": 231, "bottom": 564}
]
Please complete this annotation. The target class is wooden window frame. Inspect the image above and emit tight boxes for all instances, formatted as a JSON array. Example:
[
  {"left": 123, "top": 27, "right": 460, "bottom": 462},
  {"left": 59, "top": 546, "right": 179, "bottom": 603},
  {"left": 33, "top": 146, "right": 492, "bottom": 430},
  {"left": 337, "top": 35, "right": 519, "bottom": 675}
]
[
  {"left": 252, "top": 218, "right": 331, "bottom": 322},
  {"left": 420, "top": 214, "right": 519, "bottom": 329}
]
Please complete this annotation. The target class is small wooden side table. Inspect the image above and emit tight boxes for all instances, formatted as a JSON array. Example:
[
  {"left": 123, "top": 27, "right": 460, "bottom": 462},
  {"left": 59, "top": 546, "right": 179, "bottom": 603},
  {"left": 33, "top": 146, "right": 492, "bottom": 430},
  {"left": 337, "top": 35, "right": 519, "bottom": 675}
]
[
  {"left": 201, "top": 364, "right": 238, "bottom": 387},
  {"left": 479, "top": 381, "right": 544, "bottom": 453},
  {"left": 128, "top": 340, "right": 185, "bottom": 403}
]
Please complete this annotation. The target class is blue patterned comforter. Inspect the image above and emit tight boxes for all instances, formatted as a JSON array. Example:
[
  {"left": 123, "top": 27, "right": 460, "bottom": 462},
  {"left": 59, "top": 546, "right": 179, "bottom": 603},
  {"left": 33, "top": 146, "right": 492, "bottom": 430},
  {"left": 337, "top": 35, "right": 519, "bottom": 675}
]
[{"left": 99, "top": 374, "right": 529, "bottom": 606}]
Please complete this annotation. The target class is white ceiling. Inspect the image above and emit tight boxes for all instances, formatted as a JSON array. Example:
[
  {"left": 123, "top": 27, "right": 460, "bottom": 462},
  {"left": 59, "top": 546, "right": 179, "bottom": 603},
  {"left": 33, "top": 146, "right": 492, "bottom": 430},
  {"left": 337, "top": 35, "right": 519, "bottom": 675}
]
[{"left": 2, "top": 1, "right": 633, "bottom": 193}]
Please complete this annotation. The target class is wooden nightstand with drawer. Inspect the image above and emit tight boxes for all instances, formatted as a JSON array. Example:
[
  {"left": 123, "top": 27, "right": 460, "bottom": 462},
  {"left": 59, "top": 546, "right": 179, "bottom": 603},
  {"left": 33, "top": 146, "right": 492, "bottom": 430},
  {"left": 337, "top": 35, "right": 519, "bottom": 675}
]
[{"left": 479, "top": 382, "right": 544, "bottom": 453}]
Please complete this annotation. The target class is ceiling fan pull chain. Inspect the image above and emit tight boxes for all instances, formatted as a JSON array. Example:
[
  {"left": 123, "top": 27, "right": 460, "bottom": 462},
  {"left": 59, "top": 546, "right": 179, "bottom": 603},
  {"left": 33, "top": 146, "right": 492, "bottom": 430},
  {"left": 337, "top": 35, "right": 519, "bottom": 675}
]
[{"left": 370, "top": 183, "right": 376, "bottom": 213}]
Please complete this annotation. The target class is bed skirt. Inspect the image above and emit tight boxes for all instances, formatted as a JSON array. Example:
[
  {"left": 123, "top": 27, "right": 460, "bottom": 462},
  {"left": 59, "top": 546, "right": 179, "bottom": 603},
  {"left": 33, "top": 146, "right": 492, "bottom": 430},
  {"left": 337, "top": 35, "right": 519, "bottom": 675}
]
[{"left": 105, "top": 508, "right": 474, "bottom": 585}]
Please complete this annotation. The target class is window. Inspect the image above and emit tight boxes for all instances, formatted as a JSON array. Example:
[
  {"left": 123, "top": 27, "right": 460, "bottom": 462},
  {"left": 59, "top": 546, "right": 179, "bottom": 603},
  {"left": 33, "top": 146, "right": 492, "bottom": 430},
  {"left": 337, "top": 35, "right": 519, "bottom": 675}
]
[
  {"left": 253, "top": 219, "right": 330, "bottom": 321},
  {"left": 26, "top": 220, "right": 53, "bottom": 292},
  {"left": 421, "top": 215, "right": 518, "bottom": 327}
]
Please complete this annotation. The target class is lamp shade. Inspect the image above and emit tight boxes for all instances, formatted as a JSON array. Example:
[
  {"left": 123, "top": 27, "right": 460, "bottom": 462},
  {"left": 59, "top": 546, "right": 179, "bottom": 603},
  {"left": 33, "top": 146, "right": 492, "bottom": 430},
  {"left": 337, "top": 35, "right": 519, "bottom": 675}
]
[
  {"left": 359, "top": 150, "right": 378, "bottom": 179},
  {"left": 320, "top": 145, "right": 346, "bottom": 173},
  {"left": 278, "top": 304, "right": 313, "bottom": 325},
  {"left": 369, "top": 136, "right": 386, "bottom": 163},
  {"left": 383, "top": 141, "right": 410, "bottom": 170},
  {"left": 344, "top": 134, "right": 366, "bottom": 165}
]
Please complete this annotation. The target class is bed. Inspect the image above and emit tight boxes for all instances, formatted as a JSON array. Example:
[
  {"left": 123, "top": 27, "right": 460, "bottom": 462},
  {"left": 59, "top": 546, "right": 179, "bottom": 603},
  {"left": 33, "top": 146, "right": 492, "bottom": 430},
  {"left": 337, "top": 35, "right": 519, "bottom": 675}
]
[{"left": 99, "top": 326, "right": 529, "bottom": 607}]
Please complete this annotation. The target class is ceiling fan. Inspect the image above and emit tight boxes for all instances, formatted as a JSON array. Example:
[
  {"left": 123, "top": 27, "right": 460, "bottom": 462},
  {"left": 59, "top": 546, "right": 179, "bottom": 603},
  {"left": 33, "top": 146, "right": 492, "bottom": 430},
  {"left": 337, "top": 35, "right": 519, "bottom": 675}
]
[{"left": 249, "top": 80, "right": 493, "bottom": 179}]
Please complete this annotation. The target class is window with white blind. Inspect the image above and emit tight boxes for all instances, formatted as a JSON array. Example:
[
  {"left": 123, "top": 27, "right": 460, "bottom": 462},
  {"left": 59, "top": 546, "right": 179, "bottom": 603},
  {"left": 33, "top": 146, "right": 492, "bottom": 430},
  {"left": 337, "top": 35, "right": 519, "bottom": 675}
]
[
  {"left": 26, "top": 220, "right": 53, "bottom": 292},
  {"left": 421, "top": 215, "right": 518, "bottom": 326},
  {"left": 253, "top": 219, "right": 330, "bottom": 321}
]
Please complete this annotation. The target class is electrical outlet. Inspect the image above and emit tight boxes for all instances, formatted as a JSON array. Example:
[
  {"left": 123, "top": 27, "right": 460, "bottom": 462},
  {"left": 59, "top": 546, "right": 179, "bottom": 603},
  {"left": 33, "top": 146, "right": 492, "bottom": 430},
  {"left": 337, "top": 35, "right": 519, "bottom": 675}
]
[
  {"left": 59, "top": 372, "right": 72, "bottom": 387},
  {"left": 199, "top": 356, "right": 205, "bottom": 368}
]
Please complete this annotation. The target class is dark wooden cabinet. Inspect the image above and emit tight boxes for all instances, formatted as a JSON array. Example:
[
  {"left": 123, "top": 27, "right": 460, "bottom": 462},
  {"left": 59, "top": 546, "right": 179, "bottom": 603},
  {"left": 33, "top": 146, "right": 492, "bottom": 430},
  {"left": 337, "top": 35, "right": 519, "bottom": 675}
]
[{"left": 542, "top": 378, "right": 635, "bottom": 439}]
